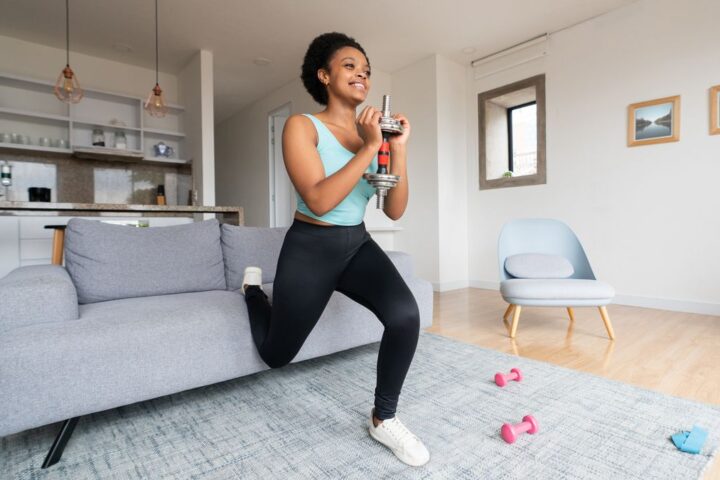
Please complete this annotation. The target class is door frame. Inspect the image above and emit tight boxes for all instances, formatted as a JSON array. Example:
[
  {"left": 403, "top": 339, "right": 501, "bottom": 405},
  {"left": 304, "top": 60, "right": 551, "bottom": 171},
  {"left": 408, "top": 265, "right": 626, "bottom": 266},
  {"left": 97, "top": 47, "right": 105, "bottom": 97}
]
[{"left": 267, "top": 102, "right": 292, "bottom": 227}]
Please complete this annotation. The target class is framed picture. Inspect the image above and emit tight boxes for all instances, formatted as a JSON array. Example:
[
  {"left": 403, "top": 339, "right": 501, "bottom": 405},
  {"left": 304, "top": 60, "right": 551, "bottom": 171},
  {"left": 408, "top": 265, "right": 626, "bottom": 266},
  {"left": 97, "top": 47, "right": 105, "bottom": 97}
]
[
  {"left": 627, "top": 95, "right": 680, "bottom": 147},
  {"left": 711, "top": 85, "right": 720, "bottom": 135}
]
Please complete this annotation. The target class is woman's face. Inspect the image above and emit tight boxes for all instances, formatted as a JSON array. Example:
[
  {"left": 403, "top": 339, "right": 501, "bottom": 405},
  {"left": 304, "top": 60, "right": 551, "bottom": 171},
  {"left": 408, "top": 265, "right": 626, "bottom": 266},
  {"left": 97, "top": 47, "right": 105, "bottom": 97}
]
[{"left": 320, "top": 46, "right": 371, "bottom": 106}]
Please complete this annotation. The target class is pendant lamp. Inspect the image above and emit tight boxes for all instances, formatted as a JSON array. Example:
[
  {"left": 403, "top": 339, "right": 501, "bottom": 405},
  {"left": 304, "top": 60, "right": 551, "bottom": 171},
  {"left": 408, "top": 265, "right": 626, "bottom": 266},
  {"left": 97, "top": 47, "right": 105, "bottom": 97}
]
[
  {"left": 54, "top": 0, "right": 83, "bottom": 103},
  {"left": 145, "top": 0, "right": 167, "bottom": 117}
]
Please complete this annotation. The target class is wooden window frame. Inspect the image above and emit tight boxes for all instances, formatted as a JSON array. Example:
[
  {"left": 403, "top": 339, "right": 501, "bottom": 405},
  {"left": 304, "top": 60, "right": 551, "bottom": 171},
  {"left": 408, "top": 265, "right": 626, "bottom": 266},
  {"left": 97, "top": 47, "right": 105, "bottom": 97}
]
[{"left": 478, "top": 74, "right": 546, "bottom": 190}]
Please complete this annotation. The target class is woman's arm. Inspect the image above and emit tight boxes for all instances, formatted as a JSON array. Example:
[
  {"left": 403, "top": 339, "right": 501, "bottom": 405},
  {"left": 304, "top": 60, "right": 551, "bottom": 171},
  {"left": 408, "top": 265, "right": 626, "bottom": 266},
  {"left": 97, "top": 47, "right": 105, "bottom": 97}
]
[
  {"left": 382, "top": 144, "right": 408, "bottom": 220},
  {"left": 282, "top": 110, "right": 382, "bottom": 217},
  {"left": 382, "top": 114, "right": 411, "bottom": 220}
]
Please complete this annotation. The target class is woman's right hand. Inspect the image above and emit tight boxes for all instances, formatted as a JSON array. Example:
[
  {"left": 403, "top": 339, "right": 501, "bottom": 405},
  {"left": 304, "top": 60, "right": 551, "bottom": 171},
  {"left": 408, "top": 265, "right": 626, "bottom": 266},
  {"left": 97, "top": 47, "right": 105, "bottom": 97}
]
[{"left": 356, "top": 106, "right": 383, "bottom": 151}]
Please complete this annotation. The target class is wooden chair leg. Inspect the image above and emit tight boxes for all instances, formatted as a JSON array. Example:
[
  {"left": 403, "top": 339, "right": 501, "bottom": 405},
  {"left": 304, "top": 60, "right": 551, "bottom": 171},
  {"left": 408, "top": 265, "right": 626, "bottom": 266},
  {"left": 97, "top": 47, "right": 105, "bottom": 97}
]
[
  {"left": 598, "top": 306, "right": 616, "bottom": 340},
  {"left": 566, "top": 307, "right": 576, "bottom": 322},
  {"left": 510, "top": 305, "right": 522, "bottom": 338},
  {"left": 51, "top": 229, "right": 65, "bottom": 265},
  {"left": 503, "top": 304, "right": 514, "bottom": 322}
]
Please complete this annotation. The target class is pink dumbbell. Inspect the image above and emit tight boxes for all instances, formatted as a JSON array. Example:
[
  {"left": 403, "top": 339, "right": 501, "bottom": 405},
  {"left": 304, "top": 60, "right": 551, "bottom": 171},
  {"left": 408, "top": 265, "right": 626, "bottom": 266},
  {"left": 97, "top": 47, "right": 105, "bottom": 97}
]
[
  {"left": 501, "top": 415, "right": 539, "bottom": 444},
  {"left": 494, "top": 368, "right": 522, "bottom": 387}
]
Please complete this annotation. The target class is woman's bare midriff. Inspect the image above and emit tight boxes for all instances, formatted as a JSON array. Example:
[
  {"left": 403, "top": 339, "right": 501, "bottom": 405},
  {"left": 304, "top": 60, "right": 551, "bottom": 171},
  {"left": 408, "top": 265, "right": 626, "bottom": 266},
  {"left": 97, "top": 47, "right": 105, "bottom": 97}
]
[{"left": 294, "top": 211, "right": 335, "bottom": 226}]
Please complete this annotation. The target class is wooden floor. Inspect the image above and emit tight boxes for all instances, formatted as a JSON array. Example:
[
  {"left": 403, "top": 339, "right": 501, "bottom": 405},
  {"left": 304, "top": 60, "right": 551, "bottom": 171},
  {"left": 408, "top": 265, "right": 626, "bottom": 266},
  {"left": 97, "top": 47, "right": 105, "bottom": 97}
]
[{"left": 426, "top": 288, "right": 720, "bottom": 479}]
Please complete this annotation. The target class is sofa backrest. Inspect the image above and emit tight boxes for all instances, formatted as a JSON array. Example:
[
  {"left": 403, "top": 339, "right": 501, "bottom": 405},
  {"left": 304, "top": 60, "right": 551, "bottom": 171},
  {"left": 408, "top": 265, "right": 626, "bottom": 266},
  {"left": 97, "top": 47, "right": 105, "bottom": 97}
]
[
  {"left": 64, "top": 218, "right": 227, "bottom": 304},
  {"left": 221, "top": 224, "right": 289, "bottom": 290}
]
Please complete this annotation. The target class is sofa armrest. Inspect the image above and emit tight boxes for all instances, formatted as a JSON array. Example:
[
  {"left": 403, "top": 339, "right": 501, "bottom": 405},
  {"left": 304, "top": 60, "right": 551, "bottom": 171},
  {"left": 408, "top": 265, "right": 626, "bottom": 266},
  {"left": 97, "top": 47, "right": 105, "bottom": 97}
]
[
  {"left": 385, "top": 251, "right": 416, "bottom": 279},
  {"left": 385, "top": 251, "right": 433, "bottom": 329},
  {"left": 0, "top": 265, "right": 79, "bottom": 331}
]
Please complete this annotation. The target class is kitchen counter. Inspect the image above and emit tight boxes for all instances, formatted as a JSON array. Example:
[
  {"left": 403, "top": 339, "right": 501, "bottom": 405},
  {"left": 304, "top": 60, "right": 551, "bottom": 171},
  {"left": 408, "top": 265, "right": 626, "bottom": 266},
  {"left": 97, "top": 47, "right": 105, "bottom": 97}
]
[{"left": 0, "top": 201, "right": 244, "bottom": 225}]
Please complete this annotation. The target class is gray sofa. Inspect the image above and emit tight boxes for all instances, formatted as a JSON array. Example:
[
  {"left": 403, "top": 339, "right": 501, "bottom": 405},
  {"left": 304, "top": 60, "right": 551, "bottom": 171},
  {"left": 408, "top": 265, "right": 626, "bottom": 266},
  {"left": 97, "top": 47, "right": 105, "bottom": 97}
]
[{"left": 0, "top": 218, "right": 433, "bottom": 467}]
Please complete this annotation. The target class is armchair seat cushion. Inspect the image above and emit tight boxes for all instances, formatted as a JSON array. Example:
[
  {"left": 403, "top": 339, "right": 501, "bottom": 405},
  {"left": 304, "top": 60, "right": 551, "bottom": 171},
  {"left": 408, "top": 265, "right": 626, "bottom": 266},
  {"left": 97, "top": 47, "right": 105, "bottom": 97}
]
[{"left": 500, "top": 279, "right": 615, "bottom": 307}]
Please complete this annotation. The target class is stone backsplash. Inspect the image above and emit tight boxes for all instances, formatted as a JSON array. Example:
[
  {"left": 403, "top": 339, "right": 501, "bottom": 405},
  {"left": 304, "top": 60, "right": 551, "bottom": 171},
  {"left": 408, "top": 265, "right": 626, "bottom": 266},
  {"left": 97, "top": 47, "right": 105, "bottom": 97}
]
[{"left": 0, "top": 150, "right": 192, "bottom": 205}]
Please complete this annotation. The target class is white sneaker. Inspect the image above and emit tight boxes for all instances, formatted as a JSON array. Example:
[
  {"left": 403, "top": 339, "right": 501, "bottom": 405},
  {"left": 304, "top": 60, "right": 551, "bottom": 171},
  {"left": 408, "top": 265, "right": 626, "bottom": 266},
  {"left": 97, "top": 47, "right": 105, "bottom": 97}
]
[
  {"left": 241, "top": 266, "right": 262, "bottom": 295},
  {"left": 368, "top": 409, "right": 430, "bottom": 467}
]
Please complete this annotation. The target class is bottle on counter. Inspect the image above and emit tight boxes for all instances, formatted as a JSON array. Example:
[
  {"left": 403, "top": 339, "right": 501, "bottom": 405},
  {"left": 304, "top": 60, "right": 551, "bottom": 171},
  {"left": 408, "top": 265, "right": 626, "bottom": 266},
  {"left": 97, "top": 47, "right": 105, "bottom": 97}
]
[
  {"left": 114, "top": 130, "right": 127, "bottom": 150},
  {"left": 156, "top": 184, "right": 166, "bottom": 205},
  {"left": 92, "top": 128, "right": 105, "bottom": 147},
  {"left": 1, "top": 161, "right": 12, "bottom": 187}
]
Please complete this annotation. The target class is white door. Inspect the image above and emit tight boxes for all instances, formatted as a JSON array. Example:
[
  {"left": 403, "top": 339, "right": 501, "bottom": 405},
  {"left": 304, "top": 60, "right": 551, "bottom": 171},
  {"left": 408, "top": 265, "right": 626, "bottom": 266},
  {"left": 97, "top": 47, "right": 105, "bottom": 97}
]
[{"left": 269, "top": 104, "right": 294, "bottom": 227}]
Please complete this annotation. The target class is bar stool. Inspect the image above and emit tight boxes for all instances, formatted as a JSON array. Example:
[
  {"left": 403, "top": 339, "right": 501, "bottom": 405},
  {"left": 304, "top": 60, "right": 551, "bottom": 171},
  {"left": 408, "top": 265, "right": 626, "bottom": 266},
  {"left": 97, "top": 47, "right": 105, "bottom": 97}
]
[{"left": 44, "top": 225, "right": 67, "bottom": 265}]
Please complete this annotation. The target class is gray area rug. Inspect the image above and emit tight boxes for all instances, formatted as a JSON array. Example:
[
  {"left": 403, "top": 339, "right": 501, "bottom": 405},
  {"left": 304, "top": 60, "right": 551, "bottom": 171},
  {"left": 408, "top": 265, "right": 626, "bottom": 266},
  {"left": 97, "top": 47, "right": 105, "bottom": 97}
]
[{"left": 2, "top": 332, "right": 719, "bottom": 479}]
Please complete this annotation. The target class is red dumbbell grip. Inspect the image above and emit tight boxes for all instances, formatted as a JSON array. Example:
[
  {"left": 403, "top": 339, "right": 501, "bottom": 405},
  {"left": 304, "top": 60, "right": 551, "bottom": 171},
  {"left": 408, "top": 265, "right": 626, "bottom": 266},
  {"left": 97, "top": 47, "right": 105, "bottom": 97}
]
[{"left": 378, "top": 140, "right": 390, "bottom": 167}]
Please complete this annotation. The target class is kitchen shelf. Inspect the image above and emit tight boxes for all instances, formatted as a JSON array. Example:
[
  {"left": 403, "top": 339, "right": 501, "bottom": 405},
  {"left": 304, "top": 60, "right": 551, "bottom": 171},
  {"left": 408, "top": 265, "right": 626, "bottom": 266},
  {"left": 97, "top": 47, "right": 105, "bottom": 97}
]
[
  {"left": 0, "top": 106, "right": 70, "bottom": 122},
  {"left": 73, "top": 119, "right": 143, "bottom": 132},
  {"left": 0, "top": 142, "right": 72, "bottom": 154},
  {"left": 143, "top": 156, "right": 191, "bottom": 164},
  {"left": 73, "top": 146, "right": 145, "bottom": 162},
  {"left": 143, "top": 127, "right": 186, "bottom": 138}
]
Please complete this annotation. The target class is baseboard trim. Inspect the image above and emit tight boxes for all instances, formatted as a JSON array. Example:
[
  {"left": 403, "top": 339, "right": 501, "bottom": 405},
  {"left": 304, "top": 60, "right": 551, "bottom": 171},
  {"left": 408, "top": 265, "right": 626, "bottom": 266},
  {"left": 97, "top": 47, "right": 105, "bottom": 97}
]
[
  {"left": 466, "top": 279, "right": 720, "bottom": 316},
  {"left": 432, "top": 280, "right": 471, "bottom": 292},
  {"left": 612, "top": 294, "right": 720, "bottom": 316},
  {"left": 469, "top": 280, "right": 500, "bottom": 290}
]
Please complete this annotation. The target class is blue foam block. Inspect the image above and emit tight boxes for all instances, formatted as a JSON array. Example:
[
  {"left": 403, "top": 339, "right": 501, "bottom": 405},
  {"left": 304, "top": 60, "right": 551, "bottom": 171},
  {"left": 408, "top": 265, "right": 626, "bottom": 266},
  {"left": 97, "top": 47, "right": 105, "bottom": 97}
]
[
  {"left": 672, "top": 431, "right": 689, "bottom": 450},
  {"left": 680, "top": 426, "right": 708, "bottom": 454}
]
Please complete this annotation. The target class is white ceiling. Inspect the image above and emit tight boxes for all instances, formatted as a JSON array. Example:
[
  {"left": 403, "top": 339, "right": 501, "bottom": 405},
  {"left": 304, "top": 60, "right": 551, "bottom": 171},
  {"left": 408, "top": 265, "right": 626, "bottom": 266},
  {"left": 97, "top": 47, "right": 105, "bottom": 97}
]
[{"left": 1, "top": 0, "right": 637, "bottom": 123}]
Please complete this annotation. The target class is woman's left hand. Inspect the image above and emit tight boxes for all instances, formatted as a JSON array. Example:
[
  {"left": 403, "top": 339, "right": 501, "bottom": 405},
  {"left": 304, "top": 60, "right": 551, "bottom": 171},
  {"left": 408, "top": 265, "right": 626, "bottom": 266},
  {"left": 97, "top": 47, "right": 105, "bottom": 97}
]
[{"left": 388, "top": 113, "right": 411, "bottom": 147}]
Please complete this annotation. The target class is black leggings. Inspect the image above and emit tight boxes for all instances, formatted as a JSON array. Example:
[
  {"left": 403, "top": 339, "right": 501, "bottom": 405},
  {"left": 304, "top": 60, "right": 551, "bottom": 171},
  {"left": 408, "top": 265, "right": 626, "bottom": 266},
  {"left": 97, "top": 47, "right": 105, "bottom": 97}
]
[{"left": 244, "top": 218, "right": 420, "bottom": 420}]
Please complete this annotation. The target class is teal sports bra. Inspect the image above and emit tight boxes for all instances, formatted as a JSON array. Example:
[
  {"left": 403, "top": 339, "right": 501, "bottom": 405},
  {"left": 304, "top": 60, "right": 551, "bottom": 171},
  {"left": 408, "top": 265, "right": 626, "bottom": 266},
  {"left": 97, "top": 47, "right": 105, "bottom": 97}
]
[{"left": 295, "top": 114, "right": 377, "bottom": 226}]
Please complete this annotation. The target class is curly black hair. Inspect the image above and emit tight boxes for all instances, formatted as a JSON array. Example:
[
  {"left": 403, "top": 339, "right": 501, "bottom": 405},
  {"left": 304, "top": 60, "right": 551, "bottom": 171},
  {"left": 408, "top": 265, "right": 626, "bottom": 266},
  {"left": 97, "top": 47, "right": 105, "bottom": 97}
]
[{"left": 301, "top": 32, "right": 369, "bottom": 105}]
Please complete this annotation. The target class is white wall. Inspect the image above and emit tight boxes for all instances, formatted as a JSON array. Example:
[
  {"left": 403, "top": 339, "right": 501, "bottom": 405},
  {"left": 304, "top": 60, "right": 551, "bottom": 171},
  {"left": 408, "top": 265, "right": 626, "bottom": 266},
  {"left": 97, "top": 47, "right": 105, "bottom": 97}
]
[
  {"left": 391, "top": 56, "right": 440, "bottom": 283},
  {"left": 0, "top": 35, "right": 178, "bottom": 102},
  {"left": 216, "top": 0, "right": 720, "bottom": 312},
  {"left": 389, "top": 54, "right": 469, "bottom": 289},
  {"left": 179, "top": 50, "right": 215, "bottom": 207},
  {"left": 216, "top": 80, "right": 312, "bottom": 228},
  {"left": 467, "top": 0, "right": 720, "bottom": 314},
  {"left": 215, "top": 70, "right": 395, "bottom": 233},
  {"left": 436, "top": 55, "right": 469, "bottom": 290}
]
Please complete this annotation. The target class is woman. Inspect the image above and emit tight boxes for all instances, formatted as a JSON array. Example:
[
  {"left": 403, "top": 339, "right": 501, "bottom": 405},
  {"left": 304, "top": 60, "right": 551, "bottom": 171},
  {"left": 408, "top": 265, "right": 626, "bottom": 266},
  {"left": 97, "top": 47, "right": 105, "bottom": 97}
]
[{"left": 242, "top": 32, "right": 429, "bottom": 467}]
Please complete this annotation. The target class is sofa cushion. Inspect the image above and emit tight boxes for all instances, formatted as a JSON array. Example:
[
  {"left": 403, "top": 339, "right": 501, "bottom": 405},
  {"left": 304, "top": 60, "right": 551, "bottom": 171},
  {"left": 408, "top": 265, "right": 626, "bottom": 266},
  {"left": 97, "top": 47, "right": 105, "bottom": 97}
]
[
  {"left": 221, "top": 224, "right": 289, "bottom": 289},
  {"left": 0, "top": 289, "right": 384, "bottom": 436},
  {"left": 0, "top": 256, "right": 434, "bottom": 437},
  {"left": 64, "top": 218, "right": 226, "bottom": 304},
  {"left": 505, "top": 253, "right": 574, "bottom": 279}
]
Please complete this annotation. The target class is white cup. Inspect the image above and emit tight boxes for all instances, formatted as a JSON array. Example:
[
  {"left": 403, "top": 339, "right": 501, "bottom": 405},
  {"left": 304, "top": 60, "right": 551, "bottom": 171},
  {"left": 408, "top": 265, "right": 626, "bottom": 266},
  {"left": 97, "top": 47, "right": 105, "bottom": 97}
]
[
  {"left": 0, "top": 133, "right": 11, "bottom": 143},
  {"left": 38, "top": 137, "right": 51, "bottom": 147}
]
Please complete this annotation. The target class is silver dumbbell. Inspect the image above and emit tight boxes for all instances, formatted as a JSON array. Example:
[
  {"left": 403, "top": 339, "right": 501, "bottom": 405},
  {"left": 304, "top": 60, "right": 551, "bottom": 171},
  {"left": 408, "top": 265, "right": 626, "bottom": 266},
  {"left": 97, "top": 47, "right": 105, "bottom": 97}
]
[{"left": 364, "top": 95, "right": 402, "bottom": 209}]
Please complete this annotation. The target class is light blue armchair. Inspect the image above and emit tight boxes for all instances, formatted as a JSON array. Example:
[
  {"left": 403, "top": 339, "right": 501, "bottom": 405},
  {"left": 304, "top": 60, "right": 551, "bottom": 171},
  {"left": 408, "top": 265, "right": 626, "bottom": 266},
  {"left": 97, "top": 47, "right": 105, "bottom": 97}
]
[{"left": 497, "top": 218, "right": 615, "bottom": 340}]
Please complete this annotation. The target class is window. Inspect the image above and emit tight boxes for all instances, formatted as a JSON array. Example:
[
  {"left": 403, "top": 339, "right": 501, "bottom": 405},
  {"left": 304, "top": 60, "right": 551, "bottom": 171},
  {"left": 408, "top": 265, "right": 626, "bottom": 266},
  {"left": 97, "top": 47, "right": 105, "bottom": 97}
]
[
  {"left": 478, "top": 75, "right": 546, "bottom": 189},
  {"left": 508, "top": 101, "right": 537, "bottom": 175}
]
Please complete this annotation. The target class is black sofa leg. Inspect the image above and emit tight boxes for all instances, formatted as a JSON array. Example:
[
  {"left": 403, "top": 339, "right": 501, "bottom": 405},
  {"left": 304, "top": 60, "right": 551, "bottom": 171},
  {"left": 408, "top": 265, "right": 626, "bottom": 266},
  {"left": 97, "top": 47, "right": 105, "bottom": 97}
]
[{"left": 42, "top": 417, "right": 80, "bottom": 468}]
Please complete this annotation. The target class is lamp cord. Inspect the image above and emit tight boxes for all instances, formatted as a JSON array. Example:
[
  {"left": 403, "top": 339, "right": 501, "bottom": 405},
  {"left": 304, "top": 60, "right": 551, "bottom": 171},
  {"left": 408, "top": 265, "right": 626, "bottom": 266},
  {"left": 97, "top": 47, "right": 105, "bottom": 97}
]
[
  {"left": 65, "top": 0, "right": 70, "bottom": 66},
  {"left": 155, "top": 0, "right": 159, "bottom": 85}
]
